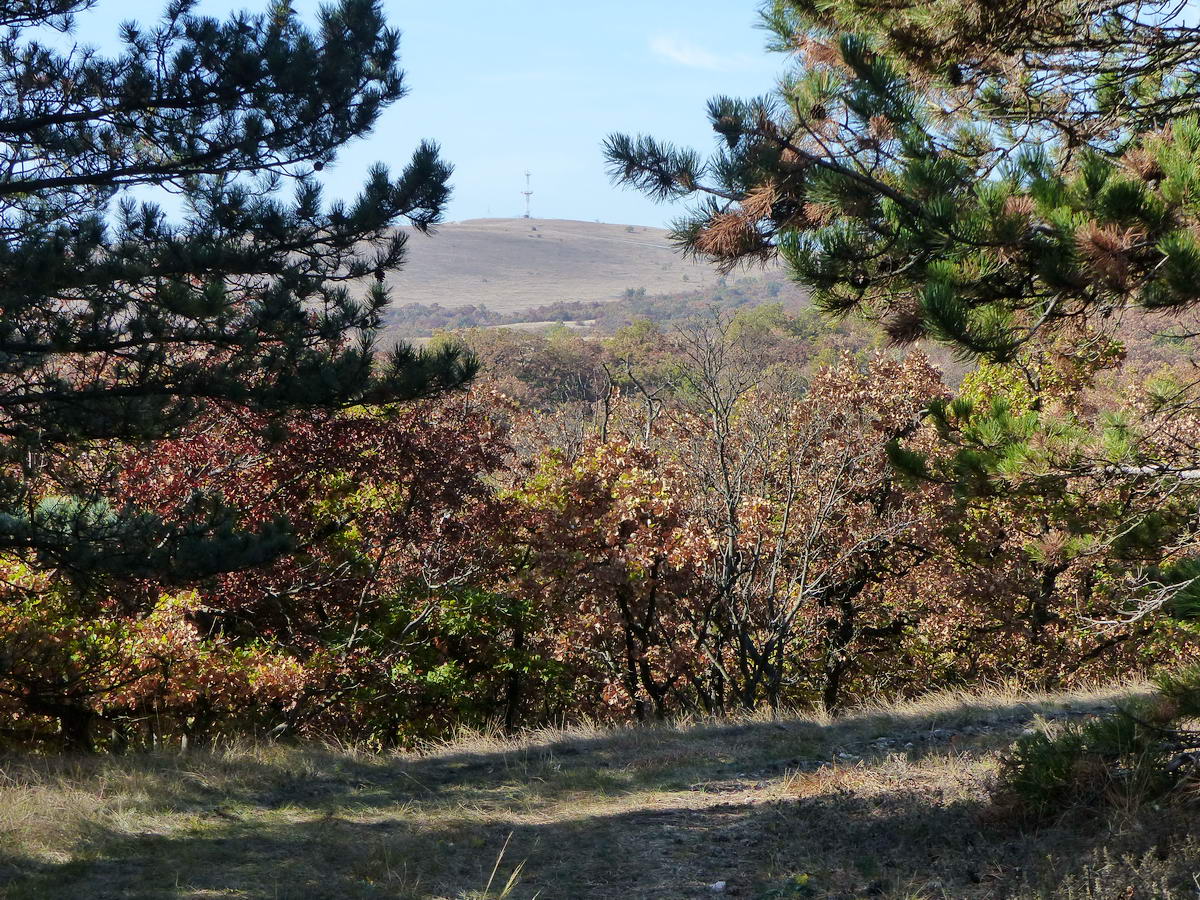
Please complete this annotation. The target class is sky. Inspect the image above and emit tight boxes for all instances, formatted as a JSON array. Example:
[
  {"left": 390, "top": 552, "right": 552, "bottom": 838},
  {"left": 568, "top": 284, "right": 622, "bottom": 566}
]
[{"left": 64, "top": 0, "right": 786, "bottom": 227}]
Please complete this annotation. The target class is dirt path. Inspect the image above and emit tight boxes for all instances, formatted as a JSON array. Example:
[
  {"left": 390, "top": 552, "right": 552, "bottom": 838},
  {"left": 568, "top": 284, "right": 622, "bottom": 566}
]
[{"left": 2, "top": 684, "right": 1197, "bottom": 899}]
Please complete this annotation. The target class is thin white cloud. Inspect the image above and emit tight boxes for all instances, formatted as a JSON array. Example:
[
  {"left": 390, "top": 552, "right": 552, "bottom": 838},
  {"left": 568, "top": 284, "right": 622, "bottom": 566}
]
[{"left": 649, "top": 35, "right": 730, "bottom": 71}]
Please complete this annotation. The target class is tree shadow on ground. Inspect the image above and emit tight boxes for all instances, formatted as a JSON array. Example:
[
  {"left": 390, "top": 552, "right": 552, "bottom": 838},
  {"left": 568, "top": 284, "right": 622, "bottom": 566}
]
[
  {"left": 1, "top": 687, "right": 1185, "bottom": 899},
  {"left": 0, "top": 779, "right": 1193, "bottom": 899},
  {"left": 2, "top": 689, "right": 1122, "bottom": 814}
]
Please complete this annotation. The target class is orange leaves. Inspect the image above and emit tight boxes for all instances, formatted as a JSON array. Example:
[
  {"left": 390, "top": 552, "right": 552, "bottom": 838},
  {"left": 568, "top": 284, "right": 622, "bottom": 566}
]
[
  {"left": 1002, "top": 195, "right": 1036, "bottom": 220},
  {"left": 735, "top": 495, "right": 775, "bottom": 548},
  {"left": 500, "top": 343, "right": 955, "bottom": 716}
]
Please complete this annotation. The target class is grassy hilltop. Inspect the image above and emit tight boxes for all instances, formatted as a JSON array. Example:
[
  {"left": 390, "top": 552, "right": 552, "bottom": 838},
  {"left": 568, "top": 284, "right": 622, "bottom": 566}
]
[{"left": 388, "top": 218, "right": 741, "bottom": 313}]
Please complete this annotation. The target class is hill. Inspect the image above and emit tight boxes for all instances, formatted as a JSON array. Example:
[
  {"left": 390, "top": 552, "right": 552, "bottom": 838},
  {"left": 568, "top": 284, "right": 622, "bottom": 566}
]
[
  {"left": 3, "top": 683, "right": 1197, "bottom": 899},
  {"left": 387, "top": 218, "right": 755, "bottom": 313}
]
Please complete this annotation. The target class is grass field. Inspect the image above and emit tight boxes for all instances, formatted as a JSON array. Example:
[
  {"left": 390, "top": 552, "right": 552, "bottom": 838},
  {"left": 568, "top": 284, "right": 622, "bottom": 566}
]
[
  {"left": 1, "top": 684, "right": 1197, "bottom": 899},
  {"left": 388, "top": 218, "right": 749, "bottom": 313}
]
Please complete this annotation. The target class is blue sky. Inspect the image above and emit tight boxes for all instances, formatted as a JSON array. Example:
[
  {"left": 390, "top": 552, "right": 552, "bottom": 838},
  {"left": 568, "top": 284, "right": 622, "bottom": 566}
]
[{"left": 69, "top": 0, "right": 784, "bottom": 227}]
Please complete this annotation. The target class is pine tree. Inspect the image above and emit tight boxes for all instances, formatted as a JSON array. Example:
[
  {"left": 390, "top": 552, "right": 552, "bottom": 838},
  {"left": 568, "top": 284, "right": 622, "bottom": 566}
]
[
  {"left": 604, "top": 0, "right": 1200, "bottom": 360},
  {"left": 0, "top": 0, "right": 473, "bottom": 579}
]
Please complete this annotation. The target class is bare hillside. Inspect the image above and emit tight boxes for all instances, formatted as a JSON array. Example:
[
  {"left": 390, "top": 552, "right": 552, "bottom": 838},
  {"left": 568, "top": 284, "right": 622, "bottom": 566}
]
[{"left": 387, "top": 218, "right": 745, "bottom": 313}]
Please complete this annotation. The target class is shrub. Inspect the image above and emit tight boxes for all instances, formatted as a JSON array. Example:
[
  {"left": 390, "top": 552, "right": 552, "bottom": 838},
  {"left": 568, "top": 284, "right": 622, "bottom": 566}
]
[{"left": 994, "top": 670, "right": 1200, "bottom": 822}]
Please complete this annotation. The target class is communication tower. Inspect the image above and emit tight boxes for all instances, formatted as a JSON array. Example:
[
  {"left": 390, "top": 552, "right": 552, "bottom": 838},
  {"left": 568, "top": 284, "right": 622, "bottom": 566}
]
[{"left": 522, "top": 171, "right": 533, "bottom": 219}]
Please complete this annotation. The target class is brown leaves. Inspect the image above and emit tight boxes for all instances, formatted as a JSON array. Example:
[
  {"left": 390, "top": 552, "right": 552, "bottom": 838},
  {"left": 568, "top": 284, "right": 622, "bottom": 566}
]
[
  {"left": 1002, "top": 195, "right": 1035, "bottom": 220},
  {"left": 868, "top": 114, "right": 896, "bottom": 144},
  {"left": 795, "top": 35, "right": 850, "bottom": 71},
  {"left": 1075, "top": 222, "right": 1146, "bottom": 291},
  {"left": 693, "top": 183, "right": 801, "bottom": 271},
  {"left": 802, "top": 201, "right": 836, "bottom": 226},
  {"left": 694, "top": 211, "right": 772, "bottom": 271},
  {"left": 741, "top": 182, "right": 779, "bottom": 221},
  {"left": 508, "top": 344, "right": 952, "bottom": 716},
  {"left": 884, "top": 299, "right": 929, "bottom": 345},
  {"left": 1121, "top": 147, "right": 1164, "bottom": 183}
]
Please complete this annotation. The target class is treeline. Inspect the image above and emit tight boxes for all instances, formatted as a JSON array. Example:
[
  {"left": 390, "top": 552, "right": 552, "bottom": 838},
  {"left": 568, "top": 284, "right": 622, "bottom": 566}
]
[
  {"left": 7, "top": 306, "right": 1198, "bottom": 749},
  {"left": 385, "top": 276, "right": 800, "bottom": 338}
]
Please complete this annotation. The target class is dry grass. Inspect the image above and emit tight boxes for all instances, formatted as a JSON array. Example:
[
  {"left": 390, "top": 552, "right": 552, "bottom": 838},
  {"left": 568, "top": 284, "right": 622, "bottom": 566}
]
[
  {"left": 388, "top": 218, "right": 739, "bottom": 314},
  {"left": 1, "top": 682, "right": 1198, "bottom": 899}
]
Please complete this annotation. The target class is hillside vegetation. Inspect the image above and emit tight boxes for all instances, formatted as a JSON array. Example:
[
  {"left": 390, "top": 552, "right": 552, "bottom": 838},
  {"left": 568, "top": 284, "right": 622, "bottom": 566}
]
[
  {"left": 3, "top": 684, "right": 1197, "bottom": 899},
  {"left": 11, "top": 3, "right": 1200, "bottom": 900}
]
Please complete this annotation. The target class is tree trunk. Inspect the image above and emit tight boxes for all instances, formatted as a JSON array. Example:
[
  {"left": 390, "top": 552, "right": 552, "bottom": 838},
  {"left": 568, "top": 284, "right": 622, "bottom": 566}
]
[
  {"left": 822, "top": 661, "right": 846, "bottom": 714},
  {"left": 503, "top": 621, "right": 525, "bottom": 734},
  {"left": 58, "top": 705, "right": 96, "bottom": 753}
]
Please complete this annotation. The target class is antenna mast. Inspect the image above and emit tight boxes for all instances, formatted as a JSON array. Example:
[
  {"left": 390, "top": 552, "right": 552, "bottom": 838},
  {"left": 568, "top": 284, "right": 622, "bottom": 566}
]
[{"left": 522, "top": 171, "right": 533, "bottom": 219}]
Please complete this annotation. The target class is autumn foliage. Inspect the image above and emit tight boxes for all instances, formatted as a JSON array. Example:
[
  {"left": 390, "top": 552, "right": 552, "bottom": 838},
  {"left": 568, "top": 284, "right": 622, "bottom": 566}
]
[{"left": 2, "top": 306, "right": 1194, "bottom": 750}]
